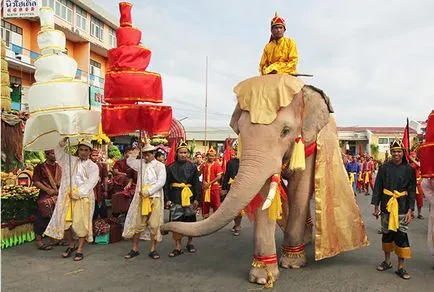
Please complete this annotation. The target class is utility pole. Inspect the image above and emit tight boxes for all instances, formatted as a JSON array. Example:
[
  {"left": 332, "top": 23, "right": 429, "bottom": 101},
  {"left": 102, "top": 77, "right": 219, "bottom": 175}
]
[{"left": 204, "top": 56, "right": 208, "bottom": 148}]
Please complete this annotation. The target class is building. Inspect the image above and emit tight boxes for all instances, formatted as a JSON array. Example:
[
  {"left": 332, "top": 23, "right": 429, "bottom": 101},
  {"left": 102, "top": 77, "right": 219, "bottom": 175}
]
[
  {"left": 185, "top": 126, "right": 237, "bottom": 154},
  {"left": 1, "top": 0, "right": 118, "bottom": 111},
  {"left": 337, "top": 126, "right": 417, "bottom": 160},
  {"left": 185, "top": 125, "right": 417, "bottom": 161}
]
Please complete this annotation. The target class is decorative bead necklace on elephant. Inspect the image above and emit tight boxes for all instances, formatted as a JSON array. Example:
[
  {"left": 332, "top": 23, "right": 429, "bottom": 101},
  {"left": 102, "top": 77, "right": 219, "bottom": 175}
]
[{"left": 162, "top": 74, "right": 369, "bottom": 288}]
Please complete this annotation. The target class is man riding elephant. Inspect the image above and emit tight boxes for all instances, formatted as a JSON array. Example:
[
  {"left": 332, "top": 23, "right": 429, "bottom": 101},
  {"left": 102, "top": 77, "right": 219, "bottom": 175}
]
[{"left": 259, "top": 12, "right": 298, "bottom": 75}]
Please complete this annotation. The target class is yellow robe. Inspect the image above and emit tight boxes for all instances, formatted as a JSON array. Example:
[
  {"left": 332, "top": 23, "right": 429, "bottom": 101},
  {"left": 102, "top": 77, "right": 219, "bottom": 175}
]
[{"left": 259, "top": 37, "right": 298, "bottom": 75}]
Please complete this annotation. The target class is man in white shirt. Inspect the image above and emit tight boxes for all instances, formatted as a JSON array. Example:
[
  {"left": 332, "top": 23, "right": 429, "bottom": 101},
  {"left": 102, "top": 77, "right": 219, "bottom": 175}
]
[
  {"left": 123, "top": 142, "right": 166, "bottom": 260},
  {"left": 44, "top": 138, "right": 99, "bottom": 261}
]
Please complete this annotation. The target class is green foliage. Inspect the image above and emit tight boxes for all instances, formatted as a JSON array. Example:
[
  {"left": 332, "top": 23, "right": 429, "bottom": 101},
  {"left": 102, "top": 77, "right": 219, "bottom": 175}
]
[
  {"left": 189, "top": 139, "right": 196, "bottom": 158},
  {"left": 24, "top": 151, "right": 45, "bottom": 165},
  {"left": 370, "top": 144, "right": 379, "bottom": 160},
  {"left": 108, "top": 145, "right": 122, "bottom": 160}
]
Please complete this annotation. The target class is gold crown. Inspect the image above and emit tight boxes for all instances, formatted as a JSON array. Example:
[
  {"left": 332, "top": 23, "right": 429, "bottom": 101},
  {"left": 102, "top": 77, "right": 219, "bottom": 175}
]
[
  {"left": 176, "top": 141, "right": 189, "bottom": 151},
  {"left": 390, "top": 139, "right": 404, "bottom": 150}
]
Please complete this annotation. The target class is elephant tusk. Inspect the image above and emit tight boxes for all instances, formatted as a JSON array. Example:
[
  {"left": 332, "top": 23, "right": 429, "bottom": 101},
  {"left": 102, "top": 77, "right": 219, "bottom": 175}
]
[{"left": 262, "top": 180, "right": 278, "bottom": 210}]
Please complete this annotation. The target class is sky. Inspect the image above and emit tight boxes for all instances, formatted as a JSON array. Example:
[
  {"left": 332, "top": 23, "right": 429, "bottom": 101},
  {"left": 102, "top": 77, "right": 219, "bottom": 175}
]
[{"left": 102, "top": 0, "right": 433, "bottom": 129}]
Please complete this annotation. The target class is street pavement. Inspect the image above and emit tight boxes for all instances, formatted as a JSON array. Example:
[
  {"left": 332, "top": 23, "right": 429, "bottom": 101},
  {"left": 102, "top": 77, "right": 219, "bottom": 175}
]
[{"left": 2, "top": 193, "right": 433, "bottom": 292}]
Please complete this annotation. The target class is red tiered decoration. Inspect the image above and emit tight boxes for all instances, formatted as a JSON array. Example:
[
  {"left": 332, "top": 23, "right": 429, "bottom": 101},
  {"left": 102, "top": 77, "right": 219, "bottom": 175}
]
[
  {"left": 420, "top": 110, "right": 434, "bottom": 178},
  {"left": 102, "top": 2, "right": 172, "bottom": 136}
]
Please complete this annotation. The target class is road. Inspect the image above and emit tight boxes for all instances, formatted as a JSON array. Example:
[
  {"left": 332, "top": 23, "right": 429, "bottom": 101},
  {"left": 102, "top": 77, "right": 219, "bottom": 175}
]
[{"left": 2, "top": 193, "right": 433, "bottom": 292}]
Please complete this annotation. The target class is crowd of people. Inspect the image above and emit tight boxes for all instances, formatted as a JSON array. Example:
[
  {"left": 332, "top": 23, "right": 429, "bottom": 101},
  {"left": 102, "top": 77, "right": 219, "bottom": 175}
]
[{"left": 31, "top": 138, "right": 242, "bottom": 261}]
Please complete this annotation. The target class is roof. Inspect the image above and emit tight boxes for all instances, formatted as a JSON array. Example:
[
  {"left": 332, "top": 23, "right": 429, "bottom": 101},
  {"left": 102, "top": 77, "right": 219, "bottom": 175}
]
[
  {"left": 337, "top": 126, "right": 416, "bottom": 134},
  {"left": 185, "top": 127, "right": 237, "bottom": 141}
]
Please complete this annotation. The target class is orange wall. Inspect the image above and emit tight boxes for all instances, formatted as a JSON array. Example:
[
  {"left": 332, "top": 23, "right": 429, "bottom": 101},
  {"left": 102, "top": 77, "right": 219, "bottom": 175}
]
[
  {"left": 89, "top": 51, "right": 107, "bottom": 76},
  {"left": 65, "top": 40, "right": 75, "bottom": 57},
  {"left": 29, "top": 22, "right": 41, "bottom": 53},
  {"left": 8, "top": 68, "right": 34, "bottom": 86},
  {"left": 73, "top": 42, "right": 90, "bottom": 72}
]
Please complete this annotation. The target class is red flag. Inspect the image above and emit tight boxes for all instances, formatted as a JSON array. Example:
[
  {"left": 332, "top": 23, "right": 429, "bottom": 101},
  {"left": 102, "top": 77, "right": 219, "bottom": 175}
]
[
  {"left": 222, "top": 138, "right": 233, "bottom": 173},
  {"left": 165, "top": 139, "right": 176, "bottom": 166},
  {"left": 402, "top": 118, "right": 410, "bottom": 161}
]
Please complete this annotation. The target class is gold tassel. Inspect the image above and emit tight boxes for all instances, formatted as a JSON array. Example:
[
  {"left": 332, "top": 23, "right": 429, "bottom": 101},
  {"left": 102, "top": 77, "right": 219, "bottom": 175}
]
[
  {"left": 289, "top": 135, "right": 305, "bottom": 171},
  {"left": 268, "top": 190, "right": 282, "bottom": 221}
]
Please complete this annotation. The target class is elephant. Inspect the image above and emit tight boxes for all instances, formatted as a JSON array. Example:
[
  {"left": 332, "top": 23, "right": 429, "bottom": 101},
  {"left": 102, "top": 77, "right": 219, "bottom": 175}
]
[{"left": 162, "top": 74, "right": 369, "bottom": 288}]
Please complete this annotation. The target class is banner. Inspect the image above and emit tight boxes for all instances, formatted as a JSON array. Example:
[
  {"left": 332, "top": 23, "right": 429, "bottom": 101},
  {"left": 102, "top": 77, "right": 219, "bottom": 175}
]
[
  {"left": 3, "top": 0, "right": 40, "bottom": 18},
  {"left": 89, "top": 85, "right": 104, "bottom": 111}
]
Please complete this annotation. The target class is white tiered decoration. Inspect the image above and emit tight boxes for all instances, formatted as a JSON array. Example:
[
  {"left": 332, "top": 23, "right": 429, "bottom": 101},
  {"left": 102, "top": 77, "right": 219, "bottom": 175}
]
[{"left": 23, "top": 7, "right": 100, "bottom": 151}]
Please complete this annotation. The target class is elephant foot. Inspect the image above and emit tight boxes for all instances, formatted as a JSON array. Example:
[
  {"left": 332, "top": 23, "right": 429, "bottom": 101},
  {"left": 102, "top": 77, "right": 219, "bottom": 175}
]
[
  {"left": 280, "top": 244, "right": 306, "bottom": 269},
  {"left": 249, "top": 255, "right": 279, "bottom": 288}
]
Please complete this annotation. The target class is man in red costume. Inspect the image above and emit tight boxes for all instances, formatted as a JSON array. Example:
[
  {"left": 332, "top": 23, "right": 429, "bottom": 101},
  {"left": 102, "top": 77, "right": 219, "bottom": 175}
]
[
  {"left": 363, "top": 155, "right": 375, "bottom": 196},
  {"left": 200, "top": 147, "right": 223, "bottom": 218},
  {"left": 409, "top": 151, "right": 424, "bottom": 219}
]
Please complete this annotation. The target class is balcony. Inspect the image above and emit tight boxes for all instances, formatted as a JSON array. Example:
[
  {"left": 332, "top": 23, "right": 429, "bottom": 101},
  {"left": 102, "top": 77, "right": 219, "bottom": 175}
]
[{"left": 5, "top": 44, "right": 40, "bottom": 73}]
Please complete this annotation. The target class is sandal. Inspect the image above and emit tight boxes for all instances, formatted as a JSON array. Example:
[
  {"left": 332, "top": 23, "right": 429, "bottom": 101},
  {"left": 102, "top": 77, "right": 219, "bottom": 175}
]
[
  {"left": 417, "top": 215, "right": 424, "bottom": 219},
  {"left": 37, "top": 243, "right": 53, "bottom": 251},
  {"left": 52, "top": 240, "right": 69, "bottom": 246},
  {"left": 62, "top": 246, "right": 77, "bottom": 258},
  {"left": 233, "top": 230, "right": 240, "bottom": 236},
  {"left": 168, "top": 249, "right": 183, "bottom": 257},
  {"left": 376, "top": 261, "right": 392, "bottom": 271},
  {"left": 186, "top": 244, "right": 196, "bottom": 253},
  {"left": 148, "top": 250, "right": 160, "bottom": 260},
  {"left": 73, "top": 252, "right": 84, "bottom": 261},
  {"left": 395, "top": 268, "right": 411, "bottom": 280},
  {"left": 124, "top": 250, "right": 140, "bottom": 259}
]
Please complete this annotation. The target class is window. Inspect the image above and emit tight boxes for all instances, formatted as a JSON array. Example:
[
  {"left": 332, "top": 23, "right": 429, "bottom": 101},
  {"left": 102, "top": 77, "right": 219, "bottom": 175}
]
[
  {"left": 42, "top": 0, "right": 55, "bottom": 8},
  {"left": 90, "top": 16, "right": 104, "bottom": 41},
  {"left": 76, "top": 6, "right": 87, "bottom": 31},
  {"left": 90, "top": 59, "right": 101, "bottom": 77},
  {"left": 54, "top": 0, "right": 72, "bottom": 23},
  {"left": 108, "top": 27, "right": 116, "bottom": 48},
  {"left": 1, "top": 20, "right": 23, "bottom": 48},
  {"left": 378, "top": 138, "right": 390, "bottom": 145}
]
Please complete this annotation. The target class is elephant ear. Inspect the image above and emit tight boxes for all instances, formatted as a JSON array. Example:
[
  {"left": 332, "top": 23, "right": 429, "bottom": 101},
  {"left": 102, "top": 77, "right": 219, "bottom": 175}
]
[
  {"left": 230, "top": 103, "right": 242, "bottom": 134},
  {"left": 301, "top": 86, "right": 333, "bottom": 143}
]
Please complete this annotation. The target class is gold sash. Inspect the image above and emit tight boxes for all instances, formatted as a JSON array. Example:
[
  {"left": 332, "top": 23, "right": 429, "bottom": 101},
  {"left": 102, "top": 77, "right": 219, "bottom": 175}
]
[
  {"left": 141, "top": 185, "right": 152, "bottom": 216},
  {"left": 383, "top": 189, "right": 408, "bottom": 231},
  {"left": 171, "top": 183, "right": 192, "bottom": 207}
]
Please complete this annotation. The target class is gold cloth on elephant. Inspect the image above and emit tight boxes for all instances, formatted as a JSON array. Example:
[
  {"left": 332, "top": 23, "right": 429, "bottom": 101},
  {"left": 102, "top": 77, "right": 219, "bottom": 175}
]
[
  {"left": 234, "top": 74, "right": 304, "bottom": 125},
  {"left": 314, "top": 116, "right": 369, "bottom": 260}
]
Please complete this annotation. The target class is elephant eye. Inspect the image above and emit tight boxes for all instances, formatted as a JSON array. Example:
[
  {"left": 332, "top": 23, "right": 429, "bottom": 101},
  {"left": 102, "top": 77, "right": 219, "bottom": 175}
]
[{"left": 281, "top": 127, "right": 290, "bottom": 138}]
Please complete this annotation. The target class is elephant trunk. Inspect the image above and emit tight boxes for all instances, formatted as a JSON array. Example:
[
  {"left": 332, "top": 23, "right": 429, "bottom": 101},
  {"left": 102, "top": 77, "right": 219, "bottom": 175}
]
[{"left": 162, "top": 154, "right": 279, "bottom": 237}]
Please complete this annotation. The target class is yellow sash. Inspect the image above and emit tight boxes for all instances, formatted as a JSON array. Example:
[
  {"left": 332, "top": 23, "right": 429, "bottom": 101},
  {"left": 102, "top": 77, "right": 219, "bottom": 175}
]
[
  {"left": 204, "top": 187, "right": 211, "bottom": 203},
  {"left": 357, "top": 172, "right": 363, "bottom": 182},
  {"left": 364, "top": 172, "right": 370, "bottom": 184},
  {"left": 141, "top": 185, "right": 152, "bottom": 216},
  {"left": 228, "top": 178, "right": 235, "bottom": 185},
  {"left": 349, "top": 172, "right": 355, "bottom": 185},
  {"left": 171, "top": 183, "right": 193, "bottom": 207},
  {"left": 383, "top": 188, "right": 408, "bottom": 231},
  {"left": 65, "top": 186, "right": 79, "bottom": 222}
]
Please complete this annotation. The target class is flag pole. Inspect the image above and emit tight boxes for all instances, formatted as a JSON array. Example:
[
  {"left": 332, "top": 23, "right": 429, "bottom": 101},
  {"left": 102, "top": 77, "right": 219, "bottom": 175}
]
[{"left": 204, "top": 56, "right": 208, "bottom": 148}]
